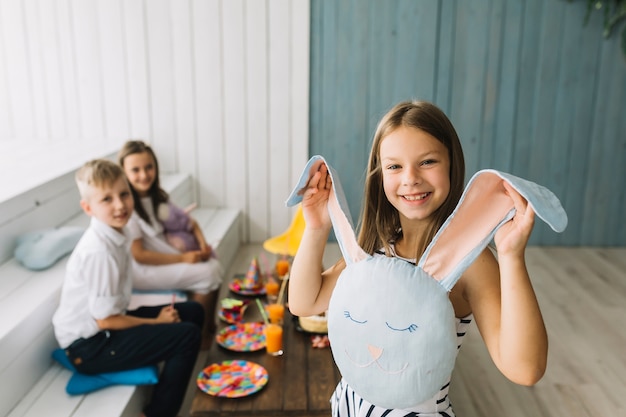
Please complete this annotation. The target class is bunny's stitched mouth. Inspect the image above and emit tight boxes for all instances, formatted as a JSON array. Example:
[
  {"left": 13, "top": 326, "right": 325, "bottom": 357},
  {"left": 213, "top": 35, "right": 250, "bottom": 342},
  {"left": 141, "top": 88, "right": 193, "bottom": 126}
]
[{"left": 343, "top": 349, "right": 408, "bottom": 375}]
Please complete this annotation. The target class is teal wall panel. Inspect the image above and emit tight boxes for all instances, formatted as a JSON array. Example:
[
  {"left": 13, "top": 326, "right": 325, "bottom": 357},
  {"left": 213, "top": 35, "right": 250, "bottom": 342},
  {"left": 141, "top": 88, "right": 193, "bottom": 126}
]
[{"left": 309, "top": 0, "right": 626, "bottom": 246}]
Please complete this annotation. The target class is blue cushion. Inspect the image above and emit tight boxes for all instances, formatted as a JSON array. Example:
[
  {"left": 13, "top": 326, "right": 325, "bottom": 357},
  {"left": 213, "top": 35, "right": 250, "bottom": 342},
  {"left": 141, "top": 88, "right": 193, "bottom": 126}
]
[
  {"left": 51, "top": 349, "right": 159, "bottom": 395},
  {"left": 15, "top": 227, "right": 85, "bottom": 270}
]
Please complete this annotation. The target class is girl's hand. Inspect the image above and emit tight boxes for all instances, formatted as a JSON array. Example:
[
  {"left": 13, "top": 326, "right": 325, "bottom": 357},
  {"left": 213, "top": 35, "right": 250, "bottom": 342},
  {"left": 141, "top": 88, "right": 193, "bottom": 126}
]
[
  {"left": 181, "top": 251, "right": 203, "bottom": 264},
  {"left": 494, "top": 181, "right": 535, "bottom": 256},
  {"left": 157, "top": 305, "right": 180, "bottom": 323},
  {"left": 199, "top": 243, "right": 213, "bottom": 261},
  {"left": 298, "top": 160, "right": 332, "bottom": 231}
]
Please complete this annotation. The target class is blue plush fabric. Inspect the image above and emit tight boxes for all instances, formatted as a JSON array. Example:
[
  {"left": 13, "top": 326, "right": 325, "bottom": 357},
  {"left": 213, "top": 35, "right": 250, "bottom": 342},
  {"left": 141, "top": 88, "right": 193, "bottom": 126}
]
[
  {"left": 51, "top": 349, "right": 158, "bottom": 395},
  {"left": 15, "top": 227, "right": 85, "bottom": 270}
]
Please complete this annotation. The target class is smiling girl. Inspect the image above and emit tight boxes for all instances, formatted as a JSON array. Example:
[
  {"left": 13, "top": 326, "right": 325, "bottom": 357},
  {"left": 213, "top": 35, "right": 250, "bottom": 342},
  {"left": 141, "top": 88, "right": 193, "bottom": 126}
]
[
  {"left": 289, "top": 101, "right": 547, "bottom": 416},
  {"left": 118, "top": 140, "right": 222, "bottom": 349}
]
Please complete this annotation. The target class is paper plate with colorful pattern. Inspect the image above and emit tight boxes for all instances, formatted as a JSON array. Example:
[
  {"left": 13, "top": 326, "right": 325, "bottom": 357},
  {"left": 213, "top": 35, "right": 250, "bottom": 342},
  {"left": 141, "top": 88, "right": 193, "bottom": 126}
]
[
  {"left": 197, "top": 360, "right": 269, "bottom": 398},
  {"left": 215, "top": 322, "right": 265, "bottom": 352}
]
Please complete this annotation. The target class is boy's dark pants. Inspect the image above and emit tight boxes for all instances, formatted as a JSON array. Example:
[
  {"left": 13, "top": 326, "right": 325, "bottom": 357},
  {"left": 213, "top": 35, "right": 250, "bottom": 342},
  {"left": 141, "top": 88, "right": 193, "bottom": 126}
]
[{"left": 66, "top": 301, "right": 204, "bottom": 417}]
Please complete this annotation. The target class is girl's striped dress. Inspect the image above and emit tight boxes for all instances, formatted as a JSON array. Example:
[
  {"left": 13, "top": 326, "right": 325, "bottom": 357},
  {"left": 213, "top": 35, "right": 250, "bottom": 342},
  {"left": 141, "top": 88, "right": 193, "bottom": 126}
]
[{"left": 330, "top": 314, "right": 473, "bottom": 417}]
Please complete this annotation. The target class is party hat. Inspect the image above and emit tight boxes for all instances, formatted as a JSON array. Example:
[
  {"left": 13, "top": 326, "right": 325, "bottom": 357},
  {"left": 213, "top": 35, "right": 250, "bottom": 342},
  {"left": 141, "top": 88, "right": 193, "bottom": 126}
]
[{"left": 242, "top": 257, "right": 262, "bottom": 289}]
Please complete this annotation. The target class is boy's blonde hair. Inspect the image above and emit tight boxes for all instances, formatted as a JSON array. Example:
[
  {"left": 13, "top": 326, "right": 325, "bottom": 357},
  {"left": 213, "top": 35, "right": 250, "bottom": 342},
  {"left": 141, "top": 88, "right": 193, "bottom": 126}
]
[{"left": 76, "top": 159, "right": 126, "bottom": 200}]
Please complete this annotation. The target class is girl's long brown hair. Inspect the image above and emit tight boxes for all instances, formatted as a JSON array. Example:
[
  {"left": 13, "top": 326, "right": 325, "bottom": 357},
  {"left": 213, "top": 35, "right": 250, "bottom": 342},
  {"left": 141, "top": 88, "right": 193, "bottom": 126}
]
[
  {"left": 357, "top": 101, "right": 465, "bottom": 260},
  {"left": 118, "top": 140, "right": 169, "bottom": 225}
]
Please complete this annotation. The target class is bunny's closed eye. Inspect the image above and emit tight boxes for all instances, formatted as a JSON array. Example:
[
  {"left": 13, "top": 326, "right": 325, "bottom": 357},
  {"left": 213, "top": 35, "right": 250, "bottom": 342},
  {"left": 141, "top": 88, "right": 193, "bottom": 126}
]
[{"left": 386, "top": 322, "right": 419, "bottom": 333}]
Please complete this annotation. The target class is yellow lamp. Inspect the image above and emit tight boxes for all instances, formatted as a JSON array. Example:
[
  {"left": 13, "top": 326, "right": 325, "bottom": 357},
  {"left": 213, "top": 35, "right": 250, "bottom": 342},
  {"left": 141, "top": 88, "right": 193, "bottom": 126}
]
[{"left": 263, "top": 205, "right": 305, "bottom": 257}]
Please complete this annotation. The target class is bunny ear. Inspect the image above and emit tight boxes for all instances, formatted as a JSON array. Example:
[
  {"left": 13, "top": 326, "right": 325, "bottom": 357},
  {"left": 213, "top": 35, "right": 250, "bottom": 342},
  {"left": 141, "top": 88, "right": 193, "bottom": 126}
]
[
  {"left": 419, "top": 169, "right": 568, "bottom": 291},
  {"left": 286, "top": 156, "right": 368, "bottom": 265}
]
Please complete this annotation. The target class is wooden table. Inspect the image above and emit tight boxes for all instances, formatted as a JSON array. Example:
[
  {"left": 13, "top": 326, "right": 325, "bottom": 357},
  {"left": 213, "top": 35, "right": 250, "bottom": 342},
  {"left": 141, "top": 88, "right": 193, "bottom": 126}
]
[{"left": 190, "top": 283, "right": 340, "bottom": 416}]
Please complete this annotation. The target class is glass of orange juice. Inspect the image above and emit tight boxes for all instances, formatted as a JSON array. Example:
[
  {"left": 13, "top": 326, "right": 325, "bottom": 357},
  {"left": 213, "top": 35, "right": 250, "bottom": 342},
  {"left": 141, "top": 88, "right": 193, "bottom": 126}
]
[
  {"left": 265, "top": 279, "right": 280, "bottom": 303},
  {"left": 275, "top": 259, "right": 290, "bottom": 277},
  {"left": 264, "top": 323, "right": 283, "bottom": 356},
  {"left": 266, "top": 303, "right": 285, "bottom": 324}
]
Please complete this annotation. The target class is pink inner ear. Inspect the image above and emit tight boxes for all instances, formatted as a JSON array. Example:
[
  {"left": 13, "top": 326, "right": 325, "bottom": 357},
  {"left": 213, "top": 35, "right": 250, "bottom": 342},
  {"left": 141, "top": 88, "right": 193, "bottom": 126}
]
[
  {"left": 422, "top": 174, "right": 514, "bottom": 281},
  {"left": 328, "top": 187, "right": 368, "bottom": 263}
]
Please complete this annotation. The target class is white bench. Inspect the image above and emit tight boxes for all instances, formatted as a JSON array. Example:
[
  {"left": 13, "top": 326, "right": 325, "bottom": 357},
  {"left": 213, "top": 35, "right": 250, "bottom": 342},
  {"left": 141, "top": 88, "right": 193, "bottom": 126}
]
[{"left": 0, "top": 172, "right": 240, "bottom": 417}]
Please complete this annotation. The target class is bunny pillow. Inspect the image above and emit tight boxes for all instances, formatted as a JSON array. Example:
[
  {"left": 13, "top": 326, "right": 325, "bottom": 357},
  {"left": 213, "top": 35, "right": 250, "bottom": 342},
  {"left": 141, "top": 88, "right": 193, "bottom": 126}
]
[
  {"left": 286, "top": 155, "right": 567, "bottom": 410},
  {"left": 157, "top": 202, "right": 200, "bottom": 252}
]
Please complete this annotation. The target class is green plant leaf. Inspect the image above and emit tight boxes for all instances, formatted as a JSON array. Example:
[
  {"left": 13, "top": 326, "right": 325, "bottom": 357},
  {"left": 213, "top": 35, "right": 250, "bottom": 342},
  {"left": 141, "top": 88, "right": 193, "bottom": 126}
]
[
  {"left": 570, "top": 0, "right": 626, "bottom": 58},
  {"left": 603, "top": 2, "right": 626, "bottom": 37}
]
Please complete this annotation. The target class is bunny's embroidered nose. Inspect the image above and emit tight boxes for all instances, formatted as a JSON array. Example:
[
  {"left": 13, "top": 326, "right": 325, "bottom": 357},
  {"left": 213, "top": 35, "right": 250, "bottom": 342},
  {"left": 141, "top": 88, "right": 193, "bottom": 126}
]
[{"left": 367, "top": 344, "right": 383, "bottom": 360}]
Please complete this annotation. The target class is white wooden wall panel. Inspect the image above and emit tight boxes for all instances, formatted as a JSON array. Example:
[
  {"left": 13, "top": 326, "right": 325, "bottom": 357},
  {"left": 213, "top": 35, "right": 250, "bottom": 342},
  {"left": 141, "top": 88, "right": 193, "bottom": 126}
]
[
  {"left": 171, "top": 0, "right": 197, "bottom": 178},
  {"left": 56, "top": 0, "right": 81, "bottom": 140},
  {"left": 73, "top": 0, "right": 104, "bottom": 139},
  {"left": 97, "top": 0, "right": 129, "bottom": 140},
  {"left": 0, "top": 16, "right": 10, "bottom": 138},
  {"left": 123, "top": 0, "right": 152, "bottom": 139},
  {"left": 221, "top": 0, "right": 247, "bottom": 236},
  {"left": 23, "top": 0, "right": 48, "bottom": 140},
  {"left": 268, "top": 0, "right": 292, "bottom": 237},
  {"left": 290, "top": 0, "right": 310, "bottom": 217},
  {"left": 0, "top": 0, "right": 310, "bottom": 244},
  {"left": 1, "top": 0, "right": 33, "bottom": 138},
  {"left": 192, "top": 0, "right": 225, "bottom": 209},
  {"left": 146, "top": 0, "right": 177, "bottom": 173},
  {"left": 39, "top": 0, "right": 66, "bottom": 139},
  {"left": 245, "top": 0, "right": 270, "bottom": 243}
]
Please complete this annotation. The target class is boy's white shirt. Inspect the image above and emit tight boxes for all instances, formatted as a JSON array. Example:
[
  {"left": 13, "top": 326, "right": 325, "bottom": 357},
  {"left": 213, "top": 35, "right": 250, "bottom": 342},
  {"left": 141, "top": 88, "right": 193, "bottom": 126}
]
[{"left": 52, "top": 217, "right": 133, "bottom": 348}]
